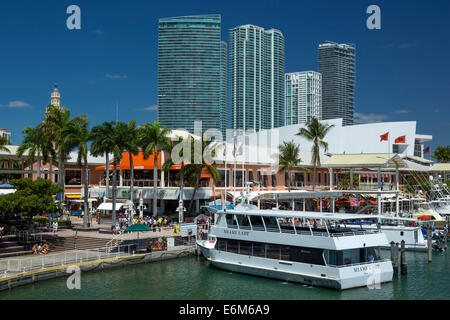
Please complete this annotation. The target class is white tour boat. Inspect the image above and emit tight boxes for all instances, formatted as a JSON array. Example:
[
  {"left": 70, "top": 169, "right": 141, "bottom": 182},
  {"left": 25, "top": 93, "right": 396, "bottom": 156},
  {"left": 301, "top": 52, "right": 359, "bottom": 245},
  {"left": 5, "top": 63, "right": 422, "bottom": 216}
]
[{"left": 197, "top": 203, "right": 393, "bottom": 290}]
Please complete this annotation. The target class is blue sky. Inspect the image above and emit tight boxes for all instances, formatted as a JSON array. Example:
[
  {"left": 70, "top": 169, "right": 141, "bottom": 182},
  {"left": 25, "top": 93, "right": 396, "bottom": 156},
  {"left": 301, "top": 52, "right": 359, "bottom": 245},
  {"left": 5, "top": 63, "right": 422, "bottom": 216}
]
[{"left": 0, "top": 0, "right": 449, "bottom": 151}]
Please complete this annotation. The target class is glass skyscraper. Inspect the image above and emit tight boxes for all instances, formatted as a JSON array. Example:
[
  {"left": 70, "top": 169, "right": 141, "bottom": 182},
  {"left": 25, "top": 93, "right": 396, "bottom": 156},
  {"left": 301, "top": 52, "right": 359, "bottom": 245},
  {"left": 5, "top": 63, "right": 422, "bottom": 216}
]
[
  {"left": 285, "top": 71, "right": 322, "bottom": 125},
  {"left": 158, "top": 15, "right": 227, "bottom": 136},
  {"left": 318, "top": 42, "right": 355, "bottom": 126},
  {"left": 230, "top": 25, "right": 284, "bottom": 132}
]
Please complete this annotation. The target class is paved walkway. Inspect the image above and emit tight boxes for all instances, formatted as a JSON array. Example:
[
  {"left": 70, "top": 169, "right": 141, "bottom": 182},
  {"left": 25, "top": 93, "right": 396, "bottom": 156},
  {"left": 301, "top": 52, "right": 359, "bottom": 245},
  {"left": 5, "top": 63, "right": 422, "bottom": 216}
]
[{"left": 43, "top": 215, "right": 180, "bottom": 240}]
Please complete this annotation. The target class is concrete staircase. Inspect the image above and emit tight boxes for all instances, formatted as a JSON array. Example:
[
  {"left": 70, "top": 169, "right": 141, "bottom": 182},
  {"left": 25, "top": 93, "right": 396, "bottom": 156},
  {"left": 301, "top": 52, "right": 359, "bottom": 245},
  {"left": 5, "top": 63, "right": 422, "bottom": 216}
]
[
  {"left": 44, "top": 236, "right": 112, "bottom": 253},
  {"left": 0, "top": 236, "right": 30, "bottom": 258}
]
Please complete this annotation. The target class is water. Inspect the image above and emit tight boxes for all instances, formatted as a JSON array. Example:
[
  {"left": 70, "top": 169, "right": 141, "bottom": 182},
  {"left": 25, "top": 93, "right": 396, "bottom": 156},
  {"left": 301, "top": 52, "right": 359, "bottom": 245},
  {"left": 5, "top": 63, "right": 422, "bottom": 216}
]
[{"left": 0, "top": 250, "right": 449, "bottom": 300}]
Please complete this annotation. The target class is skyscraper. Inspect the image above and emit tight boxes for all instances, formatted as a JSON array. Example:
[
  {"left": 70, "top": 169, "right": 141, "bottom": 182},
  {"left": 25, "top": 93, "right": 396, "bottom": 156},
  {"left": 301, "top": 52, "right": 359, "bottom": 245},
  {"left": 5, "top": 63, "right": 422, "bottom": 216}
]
[
  {"left": 158, "top": 15, "right": 227, "bottom": 135},
  {"left": 230, "top": 25, "right": 284, "bottom": 132},
  {"left": 285, "top": 71, "right": 322, "bottom": 125},
  {"left": 318, "top": 42, "right": 355, "bottom": 126}
]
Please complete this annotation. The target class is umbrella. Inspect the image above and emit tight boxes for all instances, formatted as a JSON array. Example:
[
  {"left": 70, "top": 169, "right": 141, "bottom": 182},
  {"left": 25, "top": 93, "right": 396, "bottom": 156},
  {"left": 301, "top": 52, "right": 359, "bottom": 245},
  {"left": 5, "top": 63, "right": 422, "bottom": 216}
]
[
  {"left": 0, "top": 183, "right": 14, "bottom": 189},
  {"left": 123, "top": 223, "right": 151, "bottom": 241}
]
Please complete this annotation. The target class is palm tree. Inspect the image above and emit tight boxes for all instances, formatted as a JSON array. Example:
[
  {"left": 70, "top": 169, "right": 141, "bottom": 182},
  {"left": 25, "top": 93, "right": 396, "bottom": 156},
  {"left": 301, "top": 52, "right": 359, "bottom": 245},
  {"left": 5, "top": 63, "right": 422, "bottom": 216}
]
[
  {"left": 184, "top": 134, "right": 220, "bottom": 215},
  {"left": 277, "top": 140, "right": 310, "bottom": 192},
  {"left": 42, "top": 105, "right": 72, "bottom": 199},
  {"left": 0, "top": 136, "right": 9, "bottom": 153},
  {"left": 296, "top": 117, "right": 334, "bottom": 191},
  {"left": 430, "top": 146, "right": 450, "bottom": 163},
  {"left": 137, "top": 121, "right": 172, "bottom": 217},
  {"left": 109, "top": 122, "right": 129, "bottom": 226},
  {"left": 90, "top": 122, "right": 115, "bottom": 199},
  {"left": 17, "top": 125, "right": 46, "bottom": 179},
  {"left": 62, "top": 115, "right": 91, "bottom": 228},
  {"left": 122, "top": 120, "right": 139, "bottom": 207}
]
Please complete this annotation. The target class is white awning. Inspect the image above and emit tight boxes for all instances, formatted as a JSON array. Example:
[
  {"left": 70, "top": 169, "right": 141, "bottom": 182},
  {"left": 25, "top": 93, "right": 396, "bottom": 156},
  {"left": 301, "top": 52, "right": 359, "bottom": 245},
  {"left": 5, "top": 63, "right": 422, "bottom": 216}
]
[{"left": 97, "top": 202, "right": 125, "bottom": 211}]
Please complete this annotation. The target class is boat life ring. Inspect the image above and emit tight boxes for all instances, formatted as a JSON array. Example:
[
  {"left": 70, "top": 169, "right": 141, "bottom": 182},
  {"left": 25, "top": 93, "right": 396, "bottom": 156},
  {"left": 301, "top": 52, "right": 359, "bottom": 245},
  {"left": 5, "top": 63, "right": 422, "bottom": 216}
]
[{"left": 154, "top": 241, "right": 162, "bottom": 248}]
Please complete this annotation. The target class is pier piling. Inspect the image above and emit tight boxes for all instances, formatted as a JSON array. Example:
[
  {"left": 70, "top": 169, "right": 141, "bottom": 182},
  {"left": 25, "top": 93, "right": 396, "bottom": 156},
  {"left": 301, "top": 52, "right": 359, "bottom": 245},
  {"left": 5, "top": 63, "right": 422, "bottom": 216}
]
[
  {"left": 400, "top": 240, "right": 407, "bottom": 275},
  {"left": 427, "top": 226, "right": 432, "bottom": 263},
  {"left": 390, "top": 241, "right": 399, "bottom": 277},
  {"left": 444, "top": 222, "right": 448, "bottom": 251}
]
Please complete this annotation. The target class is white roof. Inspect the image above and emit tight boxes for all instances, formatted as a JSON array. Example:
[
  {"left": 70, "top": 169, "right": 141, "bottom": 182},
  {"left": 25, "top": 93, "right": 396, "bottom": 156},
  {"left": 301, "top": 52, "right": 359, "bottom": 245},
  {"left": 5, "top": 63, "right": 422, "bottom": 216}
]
[
  {"left": 224, "top": 207, "right": 385, "bottom": 221},
  {"left": 97, "top": 202, "right": 125, "bottom": 211}
]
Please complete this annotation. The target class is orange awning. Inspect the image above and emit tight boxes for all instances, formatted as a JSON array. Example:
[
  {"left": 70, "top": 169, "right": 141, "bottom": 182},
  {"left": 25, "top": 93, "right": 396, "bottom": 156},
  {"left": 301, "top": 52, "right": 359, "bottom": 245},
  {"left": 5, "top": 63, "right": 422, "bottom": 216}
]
[
  {"left": 95, "top": 164, "right": 121, "bottom": 171},
  {"left": 200, "top": 169, "right": 211, "bottom": 179},
  {"left": 119, "top": 151, "right": 162, "bottom": 170}
]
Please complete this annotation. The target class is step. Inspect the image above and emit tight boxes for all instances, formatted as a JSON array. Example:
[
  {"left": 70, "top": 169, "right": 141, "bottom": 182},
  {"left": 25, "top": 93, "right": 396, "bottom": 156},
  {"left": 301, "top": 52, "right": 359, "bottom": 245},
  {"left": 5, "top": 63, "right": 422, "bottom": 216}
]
[
  {"left": 0, "top": 250, "right": 32, "bottom": 258},
  {"left": 0, "top": 246, "right": 25, "bottom": 253},
  {"left": 0, "top": 241, "right": 20, "bottom": 248}
]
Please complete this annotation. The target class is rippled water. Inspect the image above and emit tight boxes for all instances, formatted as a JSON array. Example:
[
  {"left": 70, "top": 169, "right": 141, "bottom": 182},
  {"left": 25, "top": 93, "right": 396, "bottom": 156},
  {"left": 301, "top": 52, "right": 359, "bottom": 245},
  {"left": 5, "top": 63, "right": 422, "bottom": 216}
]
[{"left": 0, "top": 250, "right": 449, "bottom": 300}]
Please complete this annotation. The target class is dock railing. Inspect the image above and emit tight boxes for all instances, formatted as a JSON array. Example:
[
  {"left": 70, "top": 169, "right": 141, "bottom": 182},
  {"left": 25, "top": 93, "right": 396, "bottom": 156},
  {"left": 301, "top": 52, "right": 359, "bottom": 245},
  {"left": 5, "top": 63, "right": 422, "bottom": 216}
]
[{"left": 0, "top": 244, "right": 134, "bottom": 279}]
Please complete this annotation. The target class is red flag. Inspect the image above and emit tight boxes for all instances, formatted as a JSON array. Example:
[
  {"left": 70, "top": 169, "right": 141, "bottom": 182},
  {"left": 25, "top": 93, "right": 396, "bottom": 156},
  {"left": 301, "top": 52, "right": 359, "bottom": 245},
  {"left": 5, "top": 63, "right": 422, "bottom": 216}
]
[
  {"left": 423, "top": 146, "right": 430, "bottom": 154},
  {"left": 380, "top": 132, "right": 389, "bottom": 142},
  {"left": 395, "top": 135, "right": 406, "bottom": 144}
]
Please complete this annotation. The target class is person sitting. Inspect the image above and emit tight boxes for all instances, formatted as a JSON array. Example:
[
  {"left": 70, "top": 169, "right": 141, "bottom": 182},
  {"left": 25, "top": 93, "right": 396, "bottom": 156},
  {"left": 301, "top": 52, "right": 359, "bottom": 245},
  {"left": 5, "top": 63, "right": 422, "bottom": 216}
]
[
  {"left": 42, "top": 243, "right": 49, "bottom": 255},
  {"left": 32, "top": 243, "right": 39, "bottom": 254}
]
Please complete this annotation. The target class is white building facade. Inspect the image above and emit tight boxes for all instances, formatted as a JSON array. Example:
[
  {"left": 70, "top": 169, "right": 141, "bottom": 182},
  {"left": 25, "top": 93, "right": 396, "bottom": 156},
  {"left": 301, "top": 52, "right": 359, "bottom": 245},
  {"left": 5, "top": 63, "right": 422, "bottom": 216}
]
[{"left": 285, "top": 71, "right": 322, "bottom": 125}]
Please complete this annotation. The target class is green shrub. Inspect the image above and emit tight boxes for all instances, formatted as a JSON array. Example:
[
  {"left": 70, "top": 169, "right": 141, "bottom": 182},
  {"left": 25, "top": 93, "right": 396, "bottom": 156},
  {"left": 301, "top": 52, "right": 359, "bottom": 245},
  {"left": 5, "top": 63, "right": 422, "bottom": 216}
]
[{"left": 32, "top": 217, "right": 71, "bottom": 226}]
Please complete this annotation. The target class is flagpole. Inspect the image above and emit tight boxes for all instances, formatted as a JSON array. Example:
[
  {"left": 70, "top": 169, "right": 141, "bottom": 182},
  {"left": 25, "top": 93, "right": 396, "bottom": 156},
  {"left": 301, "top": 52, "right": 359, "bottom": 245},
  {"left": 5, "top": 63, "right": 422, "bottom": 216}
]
[
  {"left": 224, "top": 142, "right": 227, "bottom": 206},
  {"left": 233, "top": 135, "right": 236, "bottom": 206}
]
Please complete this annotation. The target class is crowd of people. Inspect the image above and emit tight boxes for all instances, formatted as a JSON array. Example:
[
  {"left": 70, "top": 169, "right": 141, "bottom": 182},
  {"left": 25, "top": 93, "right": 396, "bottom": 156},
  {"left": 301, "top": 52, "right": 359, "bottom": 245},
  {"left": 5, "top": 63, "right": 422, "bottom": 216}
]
[
  {"left": 112, "top": 215, "right": 172, "bottom": 235},
  {"left": 32, "top": 242, "right": 49, "bottom": 255}
]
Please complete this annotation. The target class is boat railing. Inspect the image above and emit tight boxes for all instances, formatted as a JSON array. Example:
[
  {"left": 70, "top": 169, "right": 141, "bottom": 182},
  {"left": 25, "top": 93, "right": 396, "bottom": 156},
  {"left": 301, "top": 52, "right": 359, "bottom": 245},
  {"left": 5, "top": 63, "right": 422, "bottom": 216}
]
[{"left": 327, "top": 258, "right": 391, "bottom": 268}]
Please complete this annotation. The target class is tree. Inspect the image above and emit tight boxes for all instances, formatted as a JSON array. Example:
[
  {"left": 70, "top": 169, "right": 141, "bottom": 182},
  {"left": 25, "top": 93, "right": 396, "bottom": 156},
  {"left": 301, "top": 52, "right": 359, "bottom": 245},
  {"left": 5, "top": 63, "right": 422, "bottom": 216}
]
[
  {"left": 108, "top": 122, "right": 130, "bottom": 226},
  {"left": 62, "top": 115, "right": 91, "bottom": 228},
  {"left": 277, "top": 141, "right": 310, "bottom": 192},
  {"left": 296, "top": 117, "right": 334, "bottom": 191},
  {"left": 123, "top": 120, "right": 139, "bottom": 207},
  {"left": 90, "top": 122, "right": 115, "bottom": 199},
  {"left": 0, "top": 178, "right": 63, "bottom": 224},
  {"left": 138, "top": 121, "right": 172, "bottom": 217},
  {"left": 338, "top": 172, "right": 360, "bottom": 190},
  {"left": 0, "top": 136, "right": 9, "bottom": 153},
  {"left": 42, "top": 105, "right": 72, "bottom": 200},
  {"left": 430, "top": 146, "right": 450, "bottom": 163},
  {"left": 184, "top": 134, "right": 220, "bottom": 215},
  {"left": 16, "top": 125, "right": 46, "bottom": 179}
]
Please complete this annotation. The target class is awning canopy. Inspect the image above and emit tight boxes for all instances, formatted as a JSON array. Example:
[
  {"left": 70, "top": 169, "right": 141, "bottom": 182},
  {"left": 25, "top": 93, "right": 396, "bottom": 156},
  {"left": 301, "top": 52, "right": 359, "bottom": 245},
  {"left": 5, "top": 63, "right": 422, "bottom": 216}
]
[
  {"left": 324, "top": 153, "right": 406, "bottom": 169},
  {"left": 96, "top": 151, "right": 166, "bottom": 171},
  {"left": 97, "top": 202, "right": 125, "bottom": 211},
  {"left": 66, "top": 194, "right": 82, "bottom": 199}
]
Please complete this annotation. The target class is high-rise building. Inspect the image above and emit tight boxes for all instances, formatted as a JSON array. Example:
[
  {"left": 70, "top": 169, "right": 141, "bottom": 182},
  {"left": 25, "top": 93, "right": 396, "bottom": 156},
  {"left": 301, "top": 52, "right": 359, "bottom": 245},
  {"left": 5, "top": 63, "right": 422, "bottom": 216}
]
[
  {"left": 318, "top": 42, "right": 355, "bottom": 126},
  {"left": 158, "top": 15, "right": 227, "bottom": 136},
  {"left": 285, "top": 71, "right": 322, "bottom": 125},
  {"left": 230, "top": 24, "right": 284, "bottom": 132}
]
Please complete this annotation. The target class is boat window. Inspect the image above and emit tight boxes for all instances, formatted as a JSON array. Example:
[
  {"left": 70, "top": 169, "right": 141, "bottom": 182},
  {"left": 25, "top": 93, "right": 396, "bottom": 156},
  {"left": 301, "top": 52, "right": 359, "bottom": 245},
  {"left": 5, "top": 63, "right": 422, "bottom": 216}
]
[
  {"left": 239, "top": 240, "right": 252, "bottom": 255},
  {"left": 266, "top": 244, "right": 281, "bottom": 260},
  {"left": 236, "top": 215, "right": 251, "bottom": 230},
  {"left": 227, "top": 239, "right": 238, "bottom": 254},
  {"left": 249, "top": 215, "right": 265, "bottom": 231},
  {"left": 252, "top": 242, "right": 266, "bottom": 258},
  {"left": 263, "top": 216, "right": 280, "bottom": 232},
  {"left": 217, "top": 238, "right": 226, "bottom": 251},
  {"left": 323, "top": 250, "right": 337, "bottom": 266},
  {"left": 342, "top": 249, "right": 360, "bottom": 265},
  {"left": 280, "top": 246, "right": 290, "bottom": 261},
  {"left": 289, "top": 247, "right": 325, "bottom": 265},
  {"left": 277, "top": 217, "right": 296, "bottom": 234},
  {"left": 225, "top": 214, "right": 238, "bottom": 229}
]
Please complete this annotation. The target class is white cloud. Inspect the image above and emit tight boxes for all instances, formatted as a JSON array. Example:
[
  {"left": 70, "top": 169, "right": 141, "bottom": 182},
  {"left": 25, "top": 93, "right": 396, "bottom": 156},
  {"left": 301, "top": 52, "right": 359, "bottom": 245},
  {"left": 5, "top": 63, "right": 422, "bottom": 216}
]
[
  {"left": 0, "top": 100, "right": 31, "bottom": 108},
  {"left": 393, "top": 109, "right": 410, "bottom": 114},
  {"left": 143, "top": 105, "right": 158, "bottom": 111},
  {"left": 105, "top": 74, "right": 128, "bottom": 79},
  {"left": 93, "top": 29, "right": 104, "bottom": 35},
  {"left": 354, "top": 112, "right": 389, "bottom": 124}
]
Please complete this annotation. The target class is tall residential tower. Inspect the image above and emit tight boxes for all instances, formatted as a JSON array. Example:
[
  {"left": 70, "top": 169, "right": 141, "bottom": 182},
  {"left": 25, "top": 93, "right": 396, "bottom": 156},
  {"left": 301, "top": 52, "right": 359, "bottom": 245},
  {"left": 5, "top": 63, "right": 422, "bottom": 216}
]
[
  {"left": 285, "top": 71, "right": 322, "bottom": 125},
  {"left": 230, "top": 24, "right": 284, "bottom": 132},
  {"left": 318, "top": 42, "right": 355, "bottom": 126},
  {"left": 158, "top": 15, "right": 227, "bottom": 135}
]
